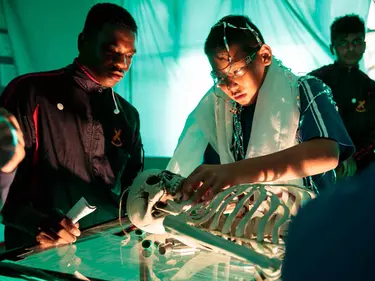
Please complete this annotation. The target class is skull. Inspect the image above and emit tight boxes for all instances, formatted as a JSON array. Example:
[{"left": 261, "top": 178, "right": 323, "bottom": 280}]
[{"left": 127, "top": 169, "right": 186, "bottom": 234}]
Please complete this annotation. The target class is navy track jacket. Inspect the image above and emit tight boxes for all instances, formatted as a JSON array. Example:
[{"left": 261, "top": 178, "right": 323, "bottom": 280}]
[{"left": 0, "top": 60, "right": 143, "bottom": 249}]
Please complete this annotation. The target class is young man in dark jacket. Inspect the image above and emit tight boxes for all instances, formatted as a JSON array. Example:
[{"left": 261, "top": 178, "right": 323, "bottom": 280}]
[
  {"left": 0, "top": 3, "right": 143, "bottom": 250},
  {"left": 309, "top": 14, "right": 375, "bottom": 178}
]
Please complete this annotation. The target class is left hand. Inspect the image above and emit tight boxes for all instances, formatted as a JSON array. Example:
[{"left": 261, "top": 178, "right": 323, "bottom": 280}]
[{"left": 181, "top": 164, "right": 239, "bottom": 203}]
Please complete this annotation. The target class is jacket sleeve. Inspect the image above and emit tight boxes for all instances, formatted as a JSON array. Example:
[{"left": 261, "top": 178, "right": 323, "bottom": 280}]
[
  {"left": 308, "top": 66, "right": 326, "bottom": 81},
  {"left": 0, "top": 77, "right": 47, "bottom": 235},
  {"left": 352, "top": 77, "right": 375, "bottom": 170},
  {"left": 121, "top": 110, "right": 143, "bottom": 189}
]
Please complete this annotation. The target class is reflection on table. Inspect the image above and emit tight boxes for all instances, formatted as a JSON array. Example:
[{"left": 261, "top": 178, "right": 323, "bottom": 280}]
[{"left": 0, "top": 219, "right": 262, "bottom": 281}]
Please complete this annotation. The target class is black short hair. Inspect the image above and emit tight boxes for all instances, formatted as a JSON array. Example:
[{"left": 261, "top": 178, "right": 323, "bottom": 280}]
[
  {"left": 204, "top": 15, "right": 264, "bottom": 56},
  {"left": 82, "top": 3, "right": 138, "bottom": 37},
  {"left": 330, "top": 14, "right": 365, "bottom": 43}
]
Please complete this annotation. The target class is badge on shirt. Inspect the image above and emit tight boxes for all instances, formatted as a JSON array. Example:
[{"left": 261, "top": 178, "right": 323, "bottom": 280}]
[
  {"left": 356, "top": 100, "right": 366, "bottom": 112},
  {"left": 111, "top": 129, "right": 123, "bottom": 147}
]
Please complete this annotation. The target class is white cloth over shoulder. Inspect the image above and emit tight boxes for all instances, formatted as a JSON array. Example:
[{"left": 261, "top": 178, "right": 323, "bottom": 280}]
[{"left": 167, "top": 58, "right": 303, "bottom": 186}]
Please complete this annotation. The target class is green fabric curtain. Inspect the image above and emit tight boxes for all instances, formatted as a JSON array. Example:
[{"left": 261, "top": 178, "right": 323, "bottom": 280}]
[{"left": 2, "top": 0, "right": 371, "bottom": 157}]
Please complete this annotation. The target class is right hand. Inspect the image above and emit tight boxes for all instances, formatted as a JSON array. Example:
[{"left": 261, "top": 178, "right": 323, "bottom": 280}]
[{"left": 36, "top": 215, "right": 81, "bottom": 249}]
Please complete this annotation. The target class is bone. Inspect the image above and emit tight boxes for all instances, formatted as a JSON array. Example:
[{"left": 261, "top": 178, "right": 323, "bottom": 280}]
[
  {"left": 163, "top": 215, "right": 281, "bottom": 270},
  {"left": 235, "top": 188, "right": 268, "bottom": 238},
  {"left": 271, "top": 205, "right": 289, "bottom": 244},
  {"left": 209, "top": 191, "right": 240, "bottom": 230},
  {"left": 127, "top": 169, "right": 316, "bottom": 276},
  {"left": 221, "top": 188, "right": 254, "bottom": 234},
  {"left": 257, "top": 194, "right": 281, "bottom": 242}
]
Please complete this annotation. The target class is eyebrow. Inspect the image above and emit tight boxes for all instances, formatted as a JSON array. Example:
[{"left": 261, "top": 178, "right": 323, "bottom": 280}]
[
  {"left": 336, "top": 35, "right": 364, "bottom": 41},
  {"left": 107, "top": 44, "right": 137, "bottom": 54},
  {"left": 213, "top": 64, "right": 245, "bottom": 77}
]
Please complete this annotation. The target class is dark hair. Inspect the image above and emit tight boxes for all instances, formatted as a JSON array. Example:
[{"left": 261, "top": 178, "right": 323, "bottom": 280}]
[
  {"left": 82, "top": 3, "right": 138, "bottom": 36},
  {"left": 204, "top": 15, "right": 264, "bottom": 56},
  {"left": 330, "top": 14, "right": 365, "bottom": 43}
]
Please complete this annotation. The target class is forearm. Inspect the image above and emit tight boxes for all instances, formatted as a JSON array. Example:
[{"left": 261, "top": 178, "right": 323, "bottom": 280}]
[
  {"left": 2, "top": 204, "right": 47, "bottom": 236},
  {"left": 236, "top": 138, "right": 339, "bottom": 183}
]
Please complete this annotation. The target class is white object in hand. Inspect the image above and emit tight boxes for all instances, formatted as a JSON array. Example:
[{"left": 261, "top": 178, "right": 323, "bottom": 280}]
[{"left": 66, "top": 197, "right": 97, "bottom": 224}]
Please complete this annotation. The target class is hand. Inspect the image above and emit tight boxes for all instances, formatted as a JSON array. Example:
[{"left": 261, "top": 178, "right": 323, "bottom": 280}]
[
  {"left": 36, "top": 211, "right": 81, "bottom": 249},
  {"left": 336, "top": 156, "right": 357, "bottom": 179},
  {"left": 0, "top": 109, "right": 25, "bottom": 173},
  {"left": 181, "top": 164, "right": 239, "bottom": 203}
]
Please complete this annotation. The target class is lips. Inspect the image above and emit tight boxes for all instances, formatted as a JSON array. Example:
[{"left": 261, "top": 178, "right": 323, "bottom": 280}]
[
  {"left": 345, "top": 53, "right": 361, "bottom": 59},
  {"left": 109, "top": 71, "right": 124, "bottom": 81},
  {"left": 232, "top": 93, "right": 246, "bottom": 100}
]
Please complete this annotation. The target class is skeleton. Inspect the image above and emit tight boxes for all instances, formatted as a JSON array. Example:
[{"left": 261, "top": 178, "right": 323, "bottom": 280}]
[{"left": 126, "top": 169, "right": 316, "bottom": 278}]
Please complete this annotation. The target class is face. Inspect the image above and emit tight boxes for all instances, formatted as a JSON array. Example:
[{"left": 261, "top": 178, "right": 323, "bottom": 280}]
[
  {"left": 80, "top": 23, "right": 137, "bottom": 87},
  {"left": 208, "top": 44, "right": 272, "bottom": 106},
  {"left": 332, "top": 32, "right": 365, "bottom": 66}
]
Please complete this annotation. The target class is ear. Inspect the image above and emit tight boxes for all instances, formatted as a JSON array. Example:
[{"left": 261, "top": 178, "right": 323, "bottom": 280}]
[
  {"left": 259, "top": 44, "right": 272, "bottom": 66},
  {"left": 78, "top": 33, "right": 84, "bottom": 53},
  {"left": 330, "top": 44, "right": 335, "bottom": 56}
]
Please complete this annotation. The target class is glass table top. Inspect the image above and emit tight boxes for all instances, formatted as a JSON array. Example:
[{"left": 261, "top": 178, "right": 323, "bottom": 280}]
[{"left": 0, "top": 219, "right": 269, "bottom": 280}]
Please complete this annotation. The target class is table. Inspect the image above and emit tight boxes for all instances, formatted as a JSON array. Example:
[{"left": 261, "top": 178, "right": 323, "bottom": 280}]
[{"left": 0, "top": 219, "right": 263, "bottom": 281}]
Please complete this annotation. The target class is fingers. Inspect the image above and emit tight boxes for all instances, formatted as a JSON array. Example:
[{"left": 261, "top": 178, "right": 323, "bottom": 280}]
[
  {"left": 36, "top": 231, "right": 59, "bottom": 248},
  {"left": 193, "top": 180, "right": 229, "bottom": 203},
  {"left": 181, "top": 165, "right": 214, "bottom": 201},
  {"left": 36, "top": 218, "right": 81, "bottom": 248},
  {"left": 181, "top": 165, "right": 229, "bottom": 202},
  {"left": 192, "top": 177, "right": 215, "bottom": 203},
  {"left": 60, "top": 218, "right": 81, "bottom": 238},
  {"left": 181, "top": 175, "right": 204, "bottom": 201}
]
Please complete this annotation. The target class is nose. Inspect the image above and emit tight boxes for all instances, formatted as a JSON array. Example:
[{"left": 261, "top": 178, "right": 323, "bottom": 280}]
[
  {"left": 226, "top": 77, "right": 239, "bottom": 92},
  {"left": 114, "top": 55, "right": 131, "bottom": 72},
  {"left": 347, "top": 42, "right": 355, "bottom": 51}
]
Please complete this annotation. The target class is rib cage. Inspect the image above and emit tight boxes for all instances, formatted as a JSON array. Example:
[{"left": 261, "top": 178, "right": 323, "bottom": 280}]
[
  {"left": 127, "top": 169, "right": 316, "bottom": 276},
  {"left": 181, "top": 184, "right": 315, "bottom": 248}
]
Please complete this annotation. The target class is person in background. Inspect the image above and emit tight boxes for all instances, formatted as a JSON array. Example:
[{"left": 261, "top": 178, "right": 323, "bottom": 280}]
[
  {"left": 309, "top": 14, "right": 375, "bottom": 179},
  {"left": 167, "top": 15, "right": 354, "bottom": 202},
  {"left": 0, "top": 3, "right": 143, "bottom": 250}
]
